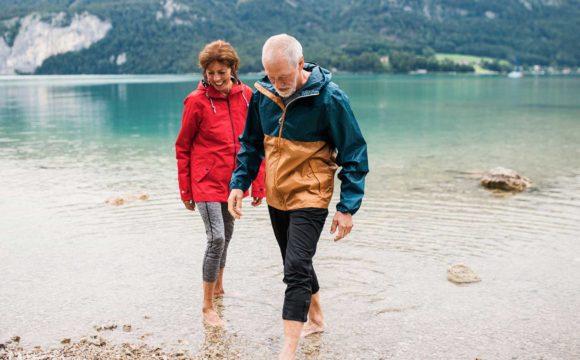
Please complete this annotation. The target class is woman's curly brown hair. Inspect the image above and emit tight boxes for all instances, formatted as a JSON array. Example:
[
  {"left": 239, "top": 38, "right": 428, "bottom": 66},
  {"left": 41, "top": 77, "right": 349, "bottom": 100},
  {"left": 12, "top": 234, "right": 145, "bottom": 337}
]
[{"left": 198, "top": 40, "right": 240, "bottom": 80}]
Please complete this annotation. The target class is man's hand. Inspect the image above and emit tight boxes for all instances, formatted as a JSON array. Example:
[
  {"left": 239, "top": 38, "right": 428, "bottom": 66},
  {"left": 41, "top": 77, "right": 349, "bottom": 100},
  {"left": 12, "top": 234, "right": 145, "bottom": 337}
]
[
  {"left": 227, "top": 189, "right": 244, "bottom": 219},
  {"left": 183, "top": 200, "right": 195, "bottom": 211},
  {"left": 251, "top": 197, "right": 263, "bottom": 207},
  {"left": 330, "top": 211, "right": 353, "bottom": 241}
]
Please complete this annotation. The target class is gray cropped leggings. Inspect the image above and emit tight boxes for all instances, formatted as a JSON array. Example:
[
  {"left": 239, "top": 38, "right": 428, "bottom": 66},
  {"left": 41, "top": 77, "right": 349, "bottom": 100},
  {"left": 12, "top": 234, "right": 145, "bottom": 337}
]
[{"left": 197, "top": 202, "right": 234, "bottom": 283}]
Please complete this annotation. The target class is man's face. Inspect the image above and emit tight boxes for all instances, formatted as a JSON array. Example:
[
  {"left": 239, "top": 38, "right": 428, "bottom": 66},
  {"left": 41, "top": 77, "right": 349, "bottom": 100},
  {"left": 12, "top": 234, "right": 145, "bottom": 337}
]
[{"left": 264, "top": 57, "right": 302, "bottom": 98}]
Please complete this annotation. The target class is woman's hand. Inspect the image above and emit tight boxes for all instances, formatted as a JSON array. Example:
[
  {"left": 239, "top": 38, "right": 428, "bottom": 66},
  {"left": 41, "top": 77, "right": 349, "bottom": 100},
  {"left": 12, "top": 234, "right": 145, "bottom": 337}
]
[
  {"left": 183, "top": 200, "right": 196, "bottom": 211},
  {"left": 251, "top": 197, "right": 263, "bottom": 207}
]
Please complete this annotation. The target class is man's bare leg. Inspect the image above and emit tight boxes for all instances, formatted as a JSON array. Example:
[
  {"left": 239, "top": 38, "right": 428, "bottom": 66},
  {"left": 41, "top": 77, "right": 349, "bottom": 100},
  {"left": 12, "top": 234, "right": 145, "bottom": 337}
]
[
  {"left": 301, "top": 292, "right": 325, "bottom": 337},
  {"left": 279, "top": 320, "right": 303, "bottom": 360},
  {"left": 202, "top": 281, "right": 224, "bottom": 327},
  {"left": 214, "top": 268, "right": 225, "bottom": 296}
]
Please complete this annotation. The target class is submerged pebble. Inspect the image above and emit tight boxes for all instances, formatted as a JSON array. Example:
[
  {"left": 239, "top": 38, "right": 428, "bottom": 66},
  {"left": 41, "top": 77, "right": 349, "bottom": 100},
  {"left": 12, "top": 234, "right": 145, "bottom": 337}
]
[
  {"left": 447, "top": 264, "right": 481, "bottom": 284},
  {"left": 94, "top": 323, "right": 117, "bottom": 331},
  {"left": 105, "top": 193, "right": 150, "bottom": 206}
]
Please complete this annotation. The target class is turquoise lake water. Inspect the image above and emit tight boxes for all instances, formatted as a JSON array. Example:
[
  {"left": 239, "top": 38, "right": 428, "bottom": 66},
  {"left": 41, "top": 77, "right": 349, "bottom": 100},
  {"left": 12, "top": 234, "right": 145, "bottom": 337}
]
[{"left": 1, "top": 74, "right": 579, "bottom": 358}]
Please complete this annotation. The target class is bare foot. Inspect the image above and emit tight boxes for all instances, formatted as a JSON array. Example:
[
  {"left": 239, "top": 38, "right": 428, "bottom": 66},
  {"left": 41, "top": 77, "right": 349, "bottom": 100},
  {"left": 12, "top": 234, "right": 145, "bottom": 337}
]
[
  {"left": 202, "top": 308, "right": 224, "bottom": 327},
  {"left": 214, "top": 288, "right": 225, "bottom": 297},
  {"left": 301, "top": 320, "right": 325, "bottom": 337}
]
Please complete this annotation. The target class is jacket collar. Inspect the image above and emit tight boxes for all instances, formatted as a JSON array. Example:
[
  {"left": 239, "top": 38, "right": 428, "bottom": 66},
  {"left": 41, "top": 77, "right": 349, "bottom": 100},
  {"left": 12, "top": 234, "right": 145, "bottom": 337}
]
[
  {"left": 197, "top": 78, "right": 244, "bottom": 99},
  {"left": 255, "top": 63, "right": 332, "bottom": 109}
]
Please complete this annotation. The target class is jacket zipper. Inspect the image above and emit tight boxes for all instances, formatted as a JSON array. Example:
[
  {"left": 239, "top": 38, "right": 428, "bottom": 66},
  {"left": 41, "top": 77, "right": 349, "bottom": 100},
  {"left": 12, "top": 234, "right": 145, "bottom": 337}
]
[
  {"left": 226, "top": 98, "right": 237, "bottom": 164},
  {"left": 262, "top": 90, "right": 318, "bottom": 207},
  {"left": 276, "top": 93, "right": 318, "bottom": 147}
]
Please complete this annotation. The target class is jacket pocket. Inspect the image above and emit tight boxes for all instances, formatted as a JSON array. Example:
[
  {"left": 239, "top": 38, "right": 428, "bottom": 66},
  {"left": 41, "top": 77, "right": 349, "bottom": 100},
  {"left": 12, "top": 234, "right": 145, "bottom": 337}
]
[
  {"left": 192, "top": 159, "right": 214, "bottom": 182},
  {"left": 308, "top": 159, "right": 336, "bottom": 196},
  {"left": 308, "top": 160, "right": 322, "bottom": 193}
]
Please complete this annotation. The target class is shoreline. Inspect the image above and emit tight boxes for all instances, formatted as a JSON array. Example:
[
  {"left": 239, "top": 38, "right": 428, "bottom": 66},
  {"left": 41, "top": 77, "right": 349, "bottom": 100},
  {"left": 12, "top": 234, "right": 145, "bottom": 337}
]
[
  {"left": 2, "top": 337, "right": 196, "bottom": 360},
  {"left": 1, "top": 71, "right": 579, "bottom": 80},
  {"left": 1, "top": 324, "right": 248, "bottom": 360}
]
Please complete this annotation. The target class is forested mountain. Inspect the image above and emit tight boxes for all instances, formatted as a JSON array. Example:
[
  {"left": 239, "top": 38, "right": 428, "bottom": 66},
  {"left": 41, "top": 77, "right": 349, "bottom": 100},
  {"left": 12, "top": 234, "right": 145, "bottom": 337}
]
[{"left": 0, "top": 0, "right": 578, "bottom": 74}]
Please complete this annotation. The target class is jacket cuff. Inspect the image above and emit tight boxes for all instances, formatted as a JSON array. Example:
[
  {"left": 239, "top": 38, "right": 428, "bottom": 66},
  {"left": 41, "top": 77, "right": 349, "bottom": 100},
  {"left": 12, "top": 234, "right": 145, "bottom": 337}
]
[
  {"left": 336, "top": 203, "right": 357, "bottom": 215},
  {"left": 180, "top": 189, "right": 192, "bottom": 202},
  {"left": 230, "top": 180, "right": 249, "bottom": 192},
  {"left": 251, "top": 187, "right": 265, "bottom": 198}
]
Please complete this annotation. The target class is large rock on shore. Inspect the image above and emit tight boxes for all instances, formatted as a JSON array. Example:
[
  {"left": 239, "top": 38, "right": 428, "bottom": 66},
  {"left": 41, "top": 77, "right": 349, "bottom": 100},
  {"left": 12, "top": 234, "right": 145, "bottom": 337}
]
[{"left": 480, "top": 167, "right": 531, "bottom": 192}]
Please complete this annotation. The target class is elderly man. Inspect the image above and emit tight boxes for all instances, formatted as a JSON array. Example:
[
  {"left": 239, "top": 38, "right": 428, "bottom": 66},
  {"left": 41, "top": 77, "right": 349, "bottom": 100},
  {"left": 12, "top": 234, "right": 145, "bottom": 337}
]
[{"left": 228, "top": 34, "right": 368, "bottom": 359}]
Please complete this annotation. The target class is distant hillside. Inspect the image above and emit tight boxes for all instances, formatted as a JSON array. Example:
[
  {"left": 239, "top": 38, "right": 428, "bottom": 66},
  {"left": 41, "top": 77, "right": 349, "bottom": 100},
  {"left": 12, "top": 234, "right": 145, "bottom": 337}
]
[{"left": 0, "top": 0, "right": 578, "bottom": 74}]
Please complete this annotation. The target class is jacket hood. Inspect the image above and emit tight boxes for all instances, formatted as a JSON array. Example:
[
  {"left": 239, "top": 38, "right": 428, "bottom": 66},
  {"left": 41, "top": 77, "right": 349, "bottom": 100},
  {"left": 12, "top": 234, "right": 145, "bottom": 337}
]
[{"left": 256, "top": 63, "right": 332, "bottom": 98}]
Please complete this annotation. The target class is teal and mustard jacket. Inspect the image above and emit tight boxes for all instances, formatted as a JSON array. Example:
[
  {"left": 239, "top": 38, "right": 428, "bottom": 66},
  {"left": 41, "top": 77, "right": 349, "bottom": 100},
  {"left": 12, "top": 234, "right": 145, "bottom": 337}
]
[{"left": 230, "top": 63, "right": 368, "bottom": 214}]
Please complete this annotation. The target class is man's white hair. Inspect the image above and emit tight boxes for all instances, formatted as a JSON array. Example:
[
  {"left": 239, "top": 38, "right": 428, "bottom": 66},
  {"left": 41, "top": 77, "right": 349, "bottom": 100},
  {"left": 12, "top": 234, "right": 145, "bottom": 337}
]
[{"left": 262, "top": 34, "right": 303, "bottom": 67}]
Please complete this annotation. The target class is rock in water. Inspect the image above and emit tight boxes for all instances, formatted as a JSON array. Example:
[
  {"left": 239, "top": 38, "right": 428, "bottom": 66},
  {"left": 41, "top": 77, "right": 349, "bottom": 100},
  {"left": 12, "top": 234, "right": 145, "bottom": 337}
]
[
  {"left": 105, "top": 193, "right": 149, "bottom": 206},
  {"left": 480, "top": 167, "right": 531, "bottom": 192},
  {"left": 105, "top": 197, "right": 125, "bottom": 206},
  {"left": 94, "top": 323, "right": 117, "bottom": 331},
  {"left": 87, "top": 335, "right": 107, "bottom": 347},
  {"left": 447, "top": 264, "right": 481, "bottom": 284}
]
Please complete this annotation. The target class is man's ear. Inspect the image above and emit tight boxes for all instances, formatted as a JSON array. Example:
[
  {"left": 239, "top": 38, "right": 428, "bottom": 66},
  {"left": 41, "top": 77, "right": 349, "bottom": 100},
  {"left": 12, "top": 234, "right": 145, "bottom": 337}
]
[{"left": 298, "top": 56, "right": 305, "bottom": 69}]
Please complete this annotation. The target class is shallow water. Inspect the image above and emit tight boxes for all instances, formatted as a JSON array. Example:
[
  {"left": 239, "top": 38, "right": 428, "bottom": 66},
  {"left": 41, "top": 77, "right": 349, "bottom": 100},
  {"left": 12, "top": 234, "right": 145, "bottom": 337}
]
[{"left": 1, "top": 74, "right": 579, "bottom": 359}]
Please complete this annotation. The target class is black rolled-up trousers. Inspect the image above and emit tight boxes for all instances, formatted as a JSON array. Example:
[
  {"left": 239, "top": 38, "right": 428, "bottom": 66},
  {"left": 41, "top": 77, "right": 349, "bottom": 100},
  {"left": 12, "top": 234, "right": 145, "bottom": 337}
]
[{"left": 268, "top": 206, "right": 328, "bottom": 322}]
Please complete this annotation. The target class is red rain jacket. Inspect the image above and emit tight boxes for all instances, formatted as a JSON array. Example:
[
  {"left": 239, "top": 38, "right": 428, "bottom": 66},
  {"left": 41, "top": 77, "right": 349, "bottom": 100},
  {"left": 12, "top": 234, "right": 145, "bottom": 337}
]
[{"left": 176, "top": 80, "right": 265, "bottom": 202}]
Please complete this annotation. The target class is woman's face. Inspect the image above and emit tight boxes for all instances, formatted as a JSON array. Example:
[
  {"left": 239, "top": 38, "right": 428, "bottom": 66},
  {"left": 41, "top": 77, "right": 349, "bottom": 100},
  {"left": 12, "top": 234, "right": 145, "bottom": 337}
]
[{"left": 205, "top": 61, "right": 233, "bottom": 94}]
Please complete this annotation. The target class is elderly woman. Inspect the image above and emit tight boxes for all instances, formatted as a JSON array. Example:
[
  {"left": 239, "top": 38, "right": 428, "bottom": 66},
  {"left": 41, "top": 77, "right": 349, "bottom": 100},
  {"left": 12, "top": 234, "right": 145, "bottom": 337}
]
[{"left": 175, "top": 40, "right": 265, "bottom": 327}]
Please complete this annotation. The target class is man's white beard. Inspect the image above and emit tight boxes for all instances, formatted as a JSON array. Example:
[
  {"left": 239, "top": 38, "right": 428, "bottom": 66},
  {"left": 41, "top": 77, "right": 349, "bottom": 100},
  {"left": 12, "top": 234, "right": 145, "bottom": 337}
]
[{"left": 276, "top": 86, "right": 296, "bottom": 98}]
